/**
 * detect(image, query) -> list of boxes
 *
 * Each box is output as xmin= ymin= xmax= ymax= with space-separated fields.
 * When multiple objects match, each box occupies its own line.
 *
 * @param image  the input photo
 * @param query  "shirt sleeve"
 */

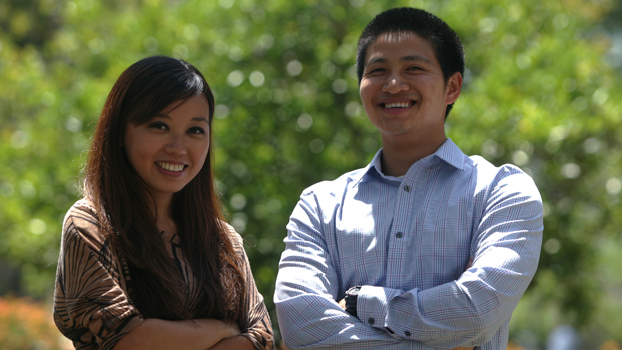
xmin=274 ymin=192 xmax=406 ymax=349
xmin=356 ymin=168 xmax=544 ymax=348
xmin=53 ymin=203 xmax=144 ymax=350
xmin=227 ymin=226 xmax=275 ymax=350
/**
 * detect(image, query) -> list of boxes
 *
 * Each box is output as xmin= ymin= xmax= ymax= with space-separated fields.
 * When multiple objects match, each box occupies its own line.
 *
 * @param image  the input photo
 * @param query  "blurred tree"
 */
xmin=0 ymin=0 xmax=63 ymax=48
xmin=1 ymin=0 xmax=621 ymax=346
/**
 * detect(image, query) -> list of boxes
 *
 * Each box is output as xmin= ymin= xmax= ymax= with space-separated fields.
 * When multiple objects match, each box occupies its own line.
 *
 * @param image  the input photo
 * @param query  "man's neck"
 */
xmin=380 ymin=133 xmax=447 ymax=177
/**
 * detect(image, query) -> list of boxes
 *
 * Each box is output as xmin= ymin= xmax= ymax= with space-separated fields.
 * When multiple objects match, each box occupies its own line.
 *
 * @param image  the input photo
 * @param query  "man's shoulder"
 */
xmin=469 ymin=155 xmax=530 ymax=178
xmin=300 ymin=167 xmax=367 ymax=198
xmin=468 ymin=155 xmax=540 ymax=196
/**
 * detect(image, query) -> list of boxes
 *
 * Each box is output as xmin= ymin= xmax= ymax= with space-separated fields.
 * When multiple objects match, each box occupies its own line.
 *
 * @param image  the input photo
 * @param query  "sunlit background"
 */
xmin=1 ymin=0 xmax=621 ymax=348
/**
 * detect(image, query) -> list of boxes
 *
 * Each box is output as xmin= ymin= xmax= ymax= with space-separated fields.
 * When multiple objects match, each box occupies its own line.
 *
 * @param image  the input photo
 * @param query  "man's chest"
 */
xmin=326 ymin=180 xmax=478 ymax=291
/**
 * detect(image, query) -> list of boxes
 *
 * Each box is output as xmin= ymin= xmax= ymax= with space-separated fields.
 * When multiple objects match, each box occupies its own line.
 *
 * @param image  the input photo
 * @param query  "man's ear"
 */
xmin=445 ymin=72 xmax=463 ymax=105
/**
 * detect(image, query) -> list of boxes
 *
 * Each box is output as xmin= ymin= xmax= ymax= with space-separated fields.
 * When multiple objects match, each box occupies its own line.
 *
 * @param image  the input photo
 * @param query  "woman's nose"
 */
xmin=165 ymin=135 xmax=187 ymax=155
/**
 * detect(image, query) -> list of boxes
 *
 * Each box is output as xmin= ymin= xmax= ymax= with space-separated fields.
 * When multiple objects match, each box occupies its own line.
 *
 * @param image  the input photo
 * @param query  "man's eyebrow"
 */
xmin=402 ymin=55 xmax=433 ymax=64
xmin=366 ymin=55 xmax=433 ymax=66
xmin=366 ymin=57 xmax=387 ymax=65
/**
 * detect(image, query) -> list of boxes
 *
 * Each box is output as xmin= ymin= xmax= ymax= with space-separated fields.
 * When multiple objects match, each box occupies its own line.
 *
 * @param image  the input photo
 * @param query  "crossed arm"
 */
xmin=113 ymin=318 xmax=252 ymax=350
xmin=275 ymin=172 xmax=543 ymax=349
xmin=337 ymin=298 xmax=474 ymax=350
xmin=54 ymin=207 xmax=271 ymax=350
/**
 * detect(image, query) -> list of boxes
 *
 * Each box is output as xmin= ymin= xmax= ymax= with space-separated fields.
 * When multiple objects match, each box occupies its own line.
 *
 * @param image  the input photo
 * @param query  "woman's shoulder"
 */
xmin=62 ymin=198 xmax=108 ymax=248
xmin=221 ymin=221 xmax=243 ymax=248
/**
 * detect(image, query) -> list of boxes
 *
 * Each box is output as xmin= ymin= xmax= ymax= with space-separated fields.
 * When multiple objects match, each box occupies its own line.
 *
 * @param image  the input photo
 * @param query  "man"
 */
xmin=274 ymin=7 xmax=543 ymax=350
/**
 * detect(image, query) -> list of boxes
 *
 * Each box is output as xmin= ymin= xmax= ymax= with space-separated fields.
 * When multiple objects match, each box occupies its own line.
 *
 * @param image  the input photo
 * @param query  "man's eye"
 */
xmin=188 ymin=127 xmax=206 ymax=134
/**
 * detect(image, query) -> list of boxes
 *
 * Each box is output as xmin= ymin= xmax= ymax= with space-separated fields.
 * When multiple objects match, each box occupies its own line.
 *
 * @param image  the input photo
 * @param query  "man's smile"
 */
xmin=381 ymin=101 xmax=416 ymax=109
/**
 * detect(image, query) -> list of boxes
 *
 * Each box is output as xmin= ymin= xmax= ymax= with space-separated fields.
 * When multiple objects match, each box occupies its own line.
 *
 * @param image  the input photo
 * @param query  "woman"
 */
xmin=53 ymin=56 xmax=274 ymax=350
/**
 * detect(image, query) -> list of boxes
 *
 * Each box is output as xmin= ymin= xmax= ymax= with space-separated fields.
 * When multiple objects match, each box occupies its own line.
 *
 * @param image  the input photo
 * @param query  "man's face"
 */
xmin=359 ymin=31 xmax=461 ymax=142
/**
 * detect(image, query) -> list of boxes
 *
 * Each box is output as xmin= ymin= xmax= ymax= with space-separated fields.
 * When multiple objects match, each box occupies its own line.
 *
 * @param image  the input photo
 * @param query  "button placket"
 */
xmin=387 ymin=178 xmax=415 ymax=285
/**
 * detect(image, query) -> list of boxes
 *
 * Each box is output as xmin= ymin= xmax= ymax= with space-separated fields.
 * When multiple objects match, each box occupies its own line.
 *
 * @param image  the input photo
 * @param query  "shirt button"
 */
xmin=396 ymin=232 xmax=403 ymax=238
xmin=405 ymin=330 xmax=411 ymax=337
xmin=368 ymin=318 xmax=375 ymax=325
xmin=403 ymin=185 xmax=411 ymax=192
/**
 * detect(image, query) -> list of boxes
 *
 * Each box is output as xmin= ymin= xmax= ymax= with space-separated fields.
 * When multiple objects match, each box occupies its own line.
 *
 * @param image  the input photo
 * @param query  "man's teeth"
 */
xmin=157 ymin=162 xmax=184 ymax=172
xmin=384 ymin=102 xmax=411 ymax=108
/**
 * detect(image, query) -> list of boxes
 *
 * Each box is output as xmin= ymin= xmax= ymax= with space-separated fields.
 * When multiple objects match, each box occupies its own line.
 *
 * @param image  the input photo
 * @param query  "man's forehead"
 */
xmin=364 ymin=31 xmax=434 ymax=62
xmin=373 ymin=30 xmax=422 ymax=44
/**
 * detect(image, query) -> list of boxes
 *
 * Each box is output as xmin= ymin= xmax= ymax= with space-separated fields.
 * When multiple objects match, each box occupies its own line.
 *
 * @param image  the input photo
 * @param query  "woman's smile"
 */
xmin=124 ymin=94 xmax=211 ymax=202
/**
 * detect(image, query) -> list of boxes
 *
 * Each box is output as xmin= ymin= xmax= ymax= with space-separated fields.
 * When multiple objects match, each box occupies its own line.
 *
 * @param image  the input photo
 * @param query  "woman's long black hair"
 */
xmin=82 ymin=56 xmax=246 ymax=324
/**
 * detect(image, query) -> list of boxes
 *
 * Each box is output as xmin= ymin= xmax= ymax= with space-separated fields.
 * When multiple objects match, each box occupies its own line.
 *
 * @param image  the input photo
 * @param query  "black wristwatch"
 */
xmin=344 ymin=285 xmax=362 ymax=317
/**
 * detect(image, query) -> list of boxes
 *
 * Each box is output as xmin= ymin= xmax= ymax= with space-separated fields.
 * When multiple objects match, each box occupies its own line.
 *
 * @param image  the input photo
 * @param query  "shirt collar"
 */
xmin=353 ymin=138 xmax=465 ymax=185
xmin=432 ymin=138 xmax=465 ymax=171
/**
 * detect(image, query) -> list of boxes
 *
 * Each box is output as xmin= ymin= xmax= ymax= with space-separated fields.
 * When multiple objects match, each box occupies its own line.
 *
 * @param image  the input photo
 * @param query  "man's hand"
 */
xmin=340 ymin=296 xmax=473 ymax=350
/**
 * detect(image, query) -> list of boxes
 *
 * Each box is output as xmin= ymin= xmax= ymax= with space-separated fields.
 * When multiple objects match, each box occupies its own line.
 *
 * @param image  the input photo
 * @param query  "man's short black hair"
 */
xmin=356 ymin=7 xmax=465 ymax=118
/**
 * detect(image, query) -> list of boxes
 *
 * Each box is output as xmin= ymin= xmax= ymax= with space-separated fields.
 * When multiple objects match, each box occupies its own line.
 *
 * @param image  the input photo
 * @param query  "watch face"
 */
xmin=347 ymin=286 xmax=361 ymax=297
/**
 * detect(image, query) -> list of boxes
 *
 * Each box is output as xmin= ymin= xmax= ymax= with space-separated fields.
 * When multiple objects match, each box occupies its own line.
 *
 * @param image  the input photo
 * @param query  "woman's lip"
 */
xmin=156 ymin=165 xmax=187 ymax=177
xmin=155 ymin=161 xmax=187 ymax=172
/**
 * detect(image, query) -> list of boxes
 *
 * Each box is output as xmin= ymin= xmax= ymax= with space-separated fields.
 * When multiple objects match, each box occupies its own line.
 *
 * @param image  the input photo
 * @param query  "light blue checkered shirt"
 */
xmin=275 ymin=138 xmax=543 ymax=349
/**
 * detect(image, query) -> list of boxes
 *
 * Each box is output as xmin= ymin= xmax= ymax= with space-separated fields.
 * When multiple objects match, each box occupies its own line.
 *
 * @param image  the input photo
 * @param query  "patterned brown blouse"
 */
xmin=53 ymin=199 xmax=274 ymax=350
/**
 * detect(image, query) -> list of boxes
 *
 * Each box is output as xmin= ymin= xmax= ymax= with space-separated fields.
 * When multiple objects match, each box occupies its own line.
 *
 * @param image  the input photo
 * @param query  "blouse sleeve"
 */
xmin=53 ymin=201 xmax=144 ymax=350
xmin=227 ymin=225 xmax=275 ymax=350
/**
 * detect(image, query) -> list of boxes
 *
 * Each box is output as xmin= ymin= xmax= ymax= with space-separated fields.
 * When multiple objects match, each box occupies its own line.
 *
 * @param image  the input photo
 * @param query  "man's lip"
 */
xmin=379 ymin=97 xmax=414 ymax=104
xmin=379 ymin=100 xmax=416 ymax=108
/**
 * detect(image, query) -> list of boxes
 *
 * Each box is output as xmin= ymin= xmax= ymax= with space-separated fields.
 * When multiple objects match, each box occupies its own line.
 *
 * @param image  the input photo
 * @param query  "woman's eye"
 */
xmin=188 ymin=127 xmax=206 ymax=134
xmin=148 ymin=122 xmax=168 ymax=130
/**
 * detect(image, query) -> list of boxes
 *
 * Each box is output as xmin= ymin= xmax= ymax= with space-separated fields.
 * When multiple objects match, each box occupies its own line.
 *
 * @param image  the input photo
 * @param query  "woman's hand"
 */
xmin=113 ymin=318 xmax=242 ymax=350
xmin=220 ymin=320 xmax=242 ymax=339
xmin=208 ymin=322 xmax=258 ymax=350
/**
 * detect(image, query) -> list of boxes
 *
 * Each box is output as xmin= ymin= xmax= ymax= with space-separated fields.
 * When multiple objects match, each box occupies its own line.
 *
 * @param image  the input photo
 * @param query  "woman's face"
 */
xmin=123 ymin=94 xmax=211 ymax=204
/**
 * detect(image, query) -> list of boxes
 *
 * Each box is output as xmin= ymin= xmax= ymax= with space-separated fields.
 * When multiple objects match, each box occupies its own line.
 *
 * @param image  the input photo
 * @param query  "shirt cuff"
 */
xmin=357 ymin=285 xmax=403 ymax=338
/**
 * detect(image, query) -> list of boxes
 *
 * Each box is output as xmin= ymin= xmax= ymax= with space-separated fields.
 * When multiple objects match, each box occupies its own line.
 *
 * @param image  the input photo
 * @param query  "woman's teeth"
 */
xmin=156 ymin=162 xmax=184 ymax=172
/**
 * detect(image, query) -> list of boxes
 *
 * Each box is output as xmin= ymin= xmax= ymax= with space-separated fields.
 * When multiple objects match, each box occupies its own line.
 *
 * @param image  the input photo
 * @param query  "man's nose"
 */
xmin=382 ymin=73 xmax=409 ymax=94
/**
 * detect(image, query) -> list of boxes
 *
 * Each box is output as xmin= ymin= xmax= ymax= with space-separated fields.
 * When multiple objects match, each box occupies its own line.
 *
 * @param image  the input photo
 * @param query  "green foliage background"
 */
xmin=1 ymin=0 xmax=621 ymax=346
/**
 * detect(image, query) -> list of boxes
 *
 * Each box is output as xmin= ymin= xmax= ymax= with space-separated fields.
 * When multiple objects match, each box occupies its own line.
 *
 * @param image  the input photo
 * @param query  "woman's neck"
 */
xmin=153 ymin=193 xmax=176 ymax=233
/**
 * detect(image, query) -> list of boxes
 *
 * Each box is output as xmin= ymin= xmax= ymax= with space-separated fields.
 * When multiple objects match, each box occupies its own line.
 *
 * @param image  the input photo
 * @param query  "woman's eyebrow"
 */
xmin=192 ymin=117 xmax=209 ymax=123
xmin=153 ymin=114 xmax=209 ymax=123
